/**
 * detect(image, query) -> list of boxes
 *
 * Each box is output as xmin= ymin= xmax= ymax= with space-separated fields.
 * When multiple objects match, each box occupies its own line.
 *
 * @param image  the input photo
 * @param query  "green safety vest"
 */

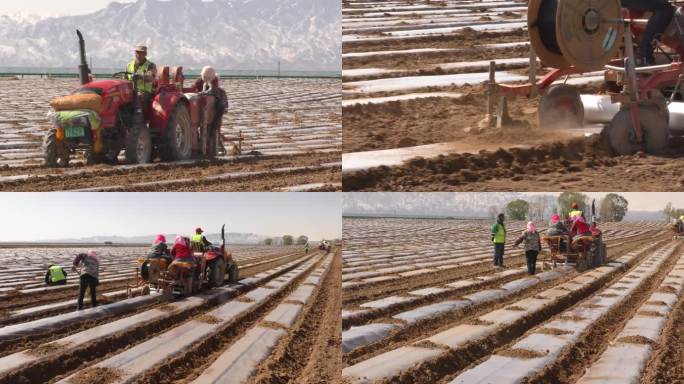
xmin=49 ymin=265 xmax=66 ymax=283
xmin=492 ymin=223 xmax=506 ymax=244
xmin=127 ymin=60 xmax=154 ymax=94
xmin=569 ymin=210 xmax=583 ymax=218
xmin=192 ymin=234 xmax=204 ymax=243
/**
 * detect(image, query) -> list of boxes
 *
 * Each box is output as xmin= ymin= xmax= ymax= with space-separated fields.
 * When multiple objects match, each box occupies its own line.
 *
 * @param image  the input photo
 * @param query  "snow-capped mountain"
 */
xmin=0 ymin=0 xmax=341 ymax=71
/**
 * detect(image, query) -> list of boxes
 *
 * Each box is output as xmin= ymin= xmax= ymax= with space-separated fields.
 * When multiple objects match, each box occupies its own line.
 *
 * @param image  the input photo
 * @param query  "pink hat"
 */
xmin=527 ymin=221 xmax=536 ymax=232
xmin=87 ymin=250 xmax=99 ymax=261
xmin=550 ymin=214 xmax=560 ymax=224
xmin=154 ymin=234 xmax=166 ymax=244
xmin=174 ymin=235 xmax=186 ymax=246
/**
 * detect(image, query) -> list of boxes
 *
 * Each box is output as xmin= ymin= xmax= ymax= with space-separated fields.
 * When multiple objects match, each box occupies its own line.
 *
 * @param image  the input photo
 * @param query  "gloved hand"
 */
xmin=71 ymin=265 xmax=77 ymax=273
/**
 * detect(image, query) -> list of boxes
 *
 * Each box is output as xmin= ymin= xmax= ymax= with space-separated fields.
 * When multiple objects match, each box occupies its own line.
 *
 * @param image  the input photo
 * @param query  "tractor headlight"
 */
xmin=47 ymin=111 xmax=62 ymax=127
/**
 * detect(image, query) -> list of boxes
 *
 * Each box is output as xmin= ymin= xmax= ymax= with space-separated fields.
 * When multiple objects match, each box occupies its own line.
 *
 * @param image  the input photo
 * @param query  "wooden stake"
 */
xmin=496 ymin=96 xmax=508 ymax=129
xmin=529 ymin=43 xmax=537 ymax=98
xmin=488 ymin=61 xmax=496 ymax=126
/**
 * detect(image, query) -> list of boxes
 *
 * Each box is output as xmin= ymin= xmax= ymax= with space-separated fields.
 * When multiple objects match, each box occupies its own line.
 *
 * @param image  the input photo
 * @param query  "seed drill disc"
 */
xmin=556 ymin=0 xmax=624 ymax=71
xmin=528 ymin=0 xmax=570 ymax=69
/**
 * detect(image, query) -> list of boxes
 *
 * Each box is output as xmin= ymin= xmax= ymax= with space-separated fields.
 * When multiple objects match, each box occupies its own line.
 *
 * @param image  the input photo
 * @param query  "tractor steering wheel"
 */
xmin=112 ymin=71 xmax=133 ymax=80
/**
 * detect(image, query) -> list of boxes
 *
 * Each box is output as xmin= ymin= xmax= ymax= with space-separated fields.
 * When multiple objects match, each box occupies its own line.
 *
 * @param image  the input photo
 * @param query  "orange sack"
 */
xmin=49 ymin=93 xmax=104 ymax=114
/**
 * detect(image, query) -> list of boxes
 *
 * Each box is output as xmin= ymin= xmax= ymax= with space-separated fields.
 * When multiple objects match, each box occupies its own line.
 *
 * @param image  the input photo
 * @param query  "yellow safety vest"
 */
xmin=49 ymin=265 xmax=66 ymax=283
xmin=127 ymin=60 xmax=154 ymax=94
xmin=492 ymin=223 xmax=506 ymax=244
xmin=569 ymin=210 xmax=583 ymax=218
xmin=192 ymin=234 xmax=204 ymax=243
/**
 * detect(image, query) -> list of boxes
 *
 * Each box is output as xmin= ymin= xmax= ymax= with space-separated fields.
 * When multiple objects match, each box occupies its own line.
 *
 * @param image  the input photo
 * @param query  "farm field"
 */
xmin=0 ymin=77 xmax=341 ymax=191
xmin=341 ymin=217 xmax=684 ymax=383
xmin=341 ymin=0 xmax=684 ymax=191
xmin=0 ymin=245 xmax=341 ymax=384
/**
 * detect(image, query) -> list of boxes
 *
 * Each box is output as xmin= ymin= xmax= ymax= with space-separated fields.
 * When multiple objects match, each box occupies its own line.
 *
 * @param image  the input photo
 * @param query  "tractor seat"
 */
xmin=157 ymin=66 xmax=170 ymax=86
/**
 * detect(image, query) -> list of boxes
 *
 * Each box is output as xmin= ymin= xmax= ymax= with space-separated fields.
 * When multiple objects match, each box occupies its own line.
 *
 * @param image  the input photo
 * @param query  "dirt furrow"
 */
xmin=0 ymin=253 xmax=315 ymax=374
xmin=248 ymin=250 xmax=342 ymax=383
xmin=134 ymin=254 xmax=328 ymax=384
xmin=349 ymin=239 xmax=670 ymax=384
xmin=640 ymin=261 xmax=684 ymax=384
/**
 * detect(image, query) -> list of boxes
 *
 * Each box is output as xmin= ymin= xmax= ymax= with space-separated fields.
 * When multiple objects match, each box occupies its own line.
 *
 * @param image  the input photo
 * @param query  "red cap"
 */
xmin=195 ymin=227 xmax=203 ymax=233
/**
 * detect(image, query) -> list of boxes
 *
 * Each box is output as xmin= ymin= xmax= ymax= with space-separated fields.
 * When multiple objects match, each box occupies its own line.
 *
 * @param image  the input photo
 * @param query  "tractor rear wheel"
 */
xmin=607 ymin=104 xmax=668 ymax=155
xmin=226 ymin=260 xmax=239 ymax=283
xmin=182 ymin=273 xmax=194 ymax=296
xmin=125 ymin=125 xmax=152 ymax=164
xmin=538 ymin=84 xmax=584 ymax=129
xmin=207 ymin=258 xmax=226 ymax=287
xmin=44 ymin=129 xmax=70 ymax=167
xmin=161 ymin=103 xmax=192 ymax=161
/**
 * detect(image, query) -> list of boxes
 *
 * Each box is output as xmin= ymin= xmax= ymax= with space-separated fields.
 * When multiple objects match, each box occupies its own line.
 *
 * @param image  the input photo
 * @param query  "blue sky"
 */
xmin=0 ymin=193 xmax=341 ymax=241
xmin=0 ymin=1 xmax=135 ymax=17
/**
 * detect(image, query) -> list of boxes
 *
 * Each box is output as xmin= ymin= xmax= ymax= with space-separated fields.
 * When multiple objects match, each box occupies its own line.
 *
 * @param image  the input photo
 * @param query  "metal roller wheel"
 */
xmin=607 ymin=104 xmax=668 ymax=155
xmin=538 ymin=84 xmax=584 ymax=129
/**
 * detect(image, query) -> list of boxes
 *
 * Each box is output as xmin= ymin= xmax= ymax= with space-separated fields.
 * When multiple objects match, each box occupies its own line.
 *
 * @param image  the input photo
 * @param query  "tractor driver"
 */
xmin=191 ymin=227 xmax=212 ymax=252
xmin=620 ymin=0 xmax=675 ymax=66
xmin=127 ymin=45 xmax=158 ymax=96
xmin=568 ymin=202 xmax=583 ymax=220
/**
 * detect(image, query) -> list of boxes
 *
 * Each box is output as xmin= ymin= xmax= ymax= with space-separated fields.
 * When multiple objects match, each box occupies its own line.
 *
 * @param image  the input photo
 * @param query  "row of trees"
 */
xmin=263 ymin=235 xmax=309 ymax=246
xmin=663 ymin=203 xmax=684 ymax=220
xmin=502 ymin=192 xmax=629 ymax=222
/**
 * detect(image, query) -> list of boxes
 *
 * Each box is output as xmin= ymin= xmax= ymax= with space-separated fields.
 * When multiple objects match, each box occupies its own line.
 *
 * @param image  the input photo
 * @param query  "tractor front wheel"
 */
xmin=161 ymin=103 xmax=192 ymax=161
xmin=125 ymin=125 xmax=152 ymax=164
xmin=607 ymin=104 xmax=668 ymax=155
xmin=538 ymin=84 xmax=584 ymax=129
xmin=44 ymin=129 xmax=70 ymax=167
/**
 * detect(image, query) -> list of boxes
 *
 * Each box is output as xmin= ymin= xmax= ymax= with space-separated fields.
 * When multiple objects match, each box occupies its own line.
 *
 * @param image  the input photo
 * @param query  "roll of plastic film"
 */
xmin=528 ymin=0 xmax=624 ymax=71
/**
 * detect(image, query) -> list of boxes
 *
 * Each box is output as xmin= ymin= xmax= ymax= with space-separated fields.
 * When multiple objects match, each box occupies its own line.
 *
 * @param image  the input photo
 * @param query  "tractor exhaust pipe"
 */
xmin=76 ymin=29 xmax=89 ymax=85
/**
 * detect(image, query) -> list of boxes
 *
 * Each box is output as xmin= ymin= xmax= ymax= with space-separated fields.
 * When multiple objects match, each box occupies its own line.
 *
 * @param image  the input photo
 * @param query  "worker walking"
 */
xmin=72 ymin=250 xmax=100 ymax=310
xmin=194 ymin=66 xmax=228 ymax=158
xmin=45 ymin=264 xmax=67 ymax=286
xmin=568 ymin=202 xmax=583 ymax=219
xmin=514 ymin=222 xmax=542 ymax=275
xmin=491 ymin=213 xmax=506 ymax=268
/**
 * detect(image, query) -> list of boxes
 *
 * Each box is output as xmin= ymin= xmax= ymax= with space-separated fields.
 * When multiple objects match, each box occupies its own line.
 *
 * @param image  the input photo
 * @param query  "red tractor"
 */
xmin=131 ymin=225 xmax=238 ymax=298
xmin=44 ymin=30 xmax=224 ymax=167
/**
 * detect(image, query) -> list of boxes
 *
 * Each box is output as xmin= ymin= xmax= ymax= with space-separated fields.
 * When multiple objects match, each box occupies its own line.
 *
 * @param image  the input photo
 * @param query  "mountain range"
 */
xmin=34 ymin=231 xmax=272 ymax=245
xmin=0 ymin=0 xmax=341 ymax=71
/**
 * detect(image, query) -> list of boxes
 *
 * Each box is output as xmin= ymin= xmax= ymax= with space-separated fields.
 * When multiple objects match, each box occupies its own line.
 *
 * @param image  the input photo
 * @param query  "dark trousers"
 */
xmin=621 ymin=0 xmax=674 ymax=62
xmin=78 ymin=274 xmax=98 ymax=310
xmin=47 ymin=280 xmax=67 ymax=286
xmin=493 ymin=243 xmax=505 ymax=266
xmin=526 ymin=250 xmax=539 ymax=275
